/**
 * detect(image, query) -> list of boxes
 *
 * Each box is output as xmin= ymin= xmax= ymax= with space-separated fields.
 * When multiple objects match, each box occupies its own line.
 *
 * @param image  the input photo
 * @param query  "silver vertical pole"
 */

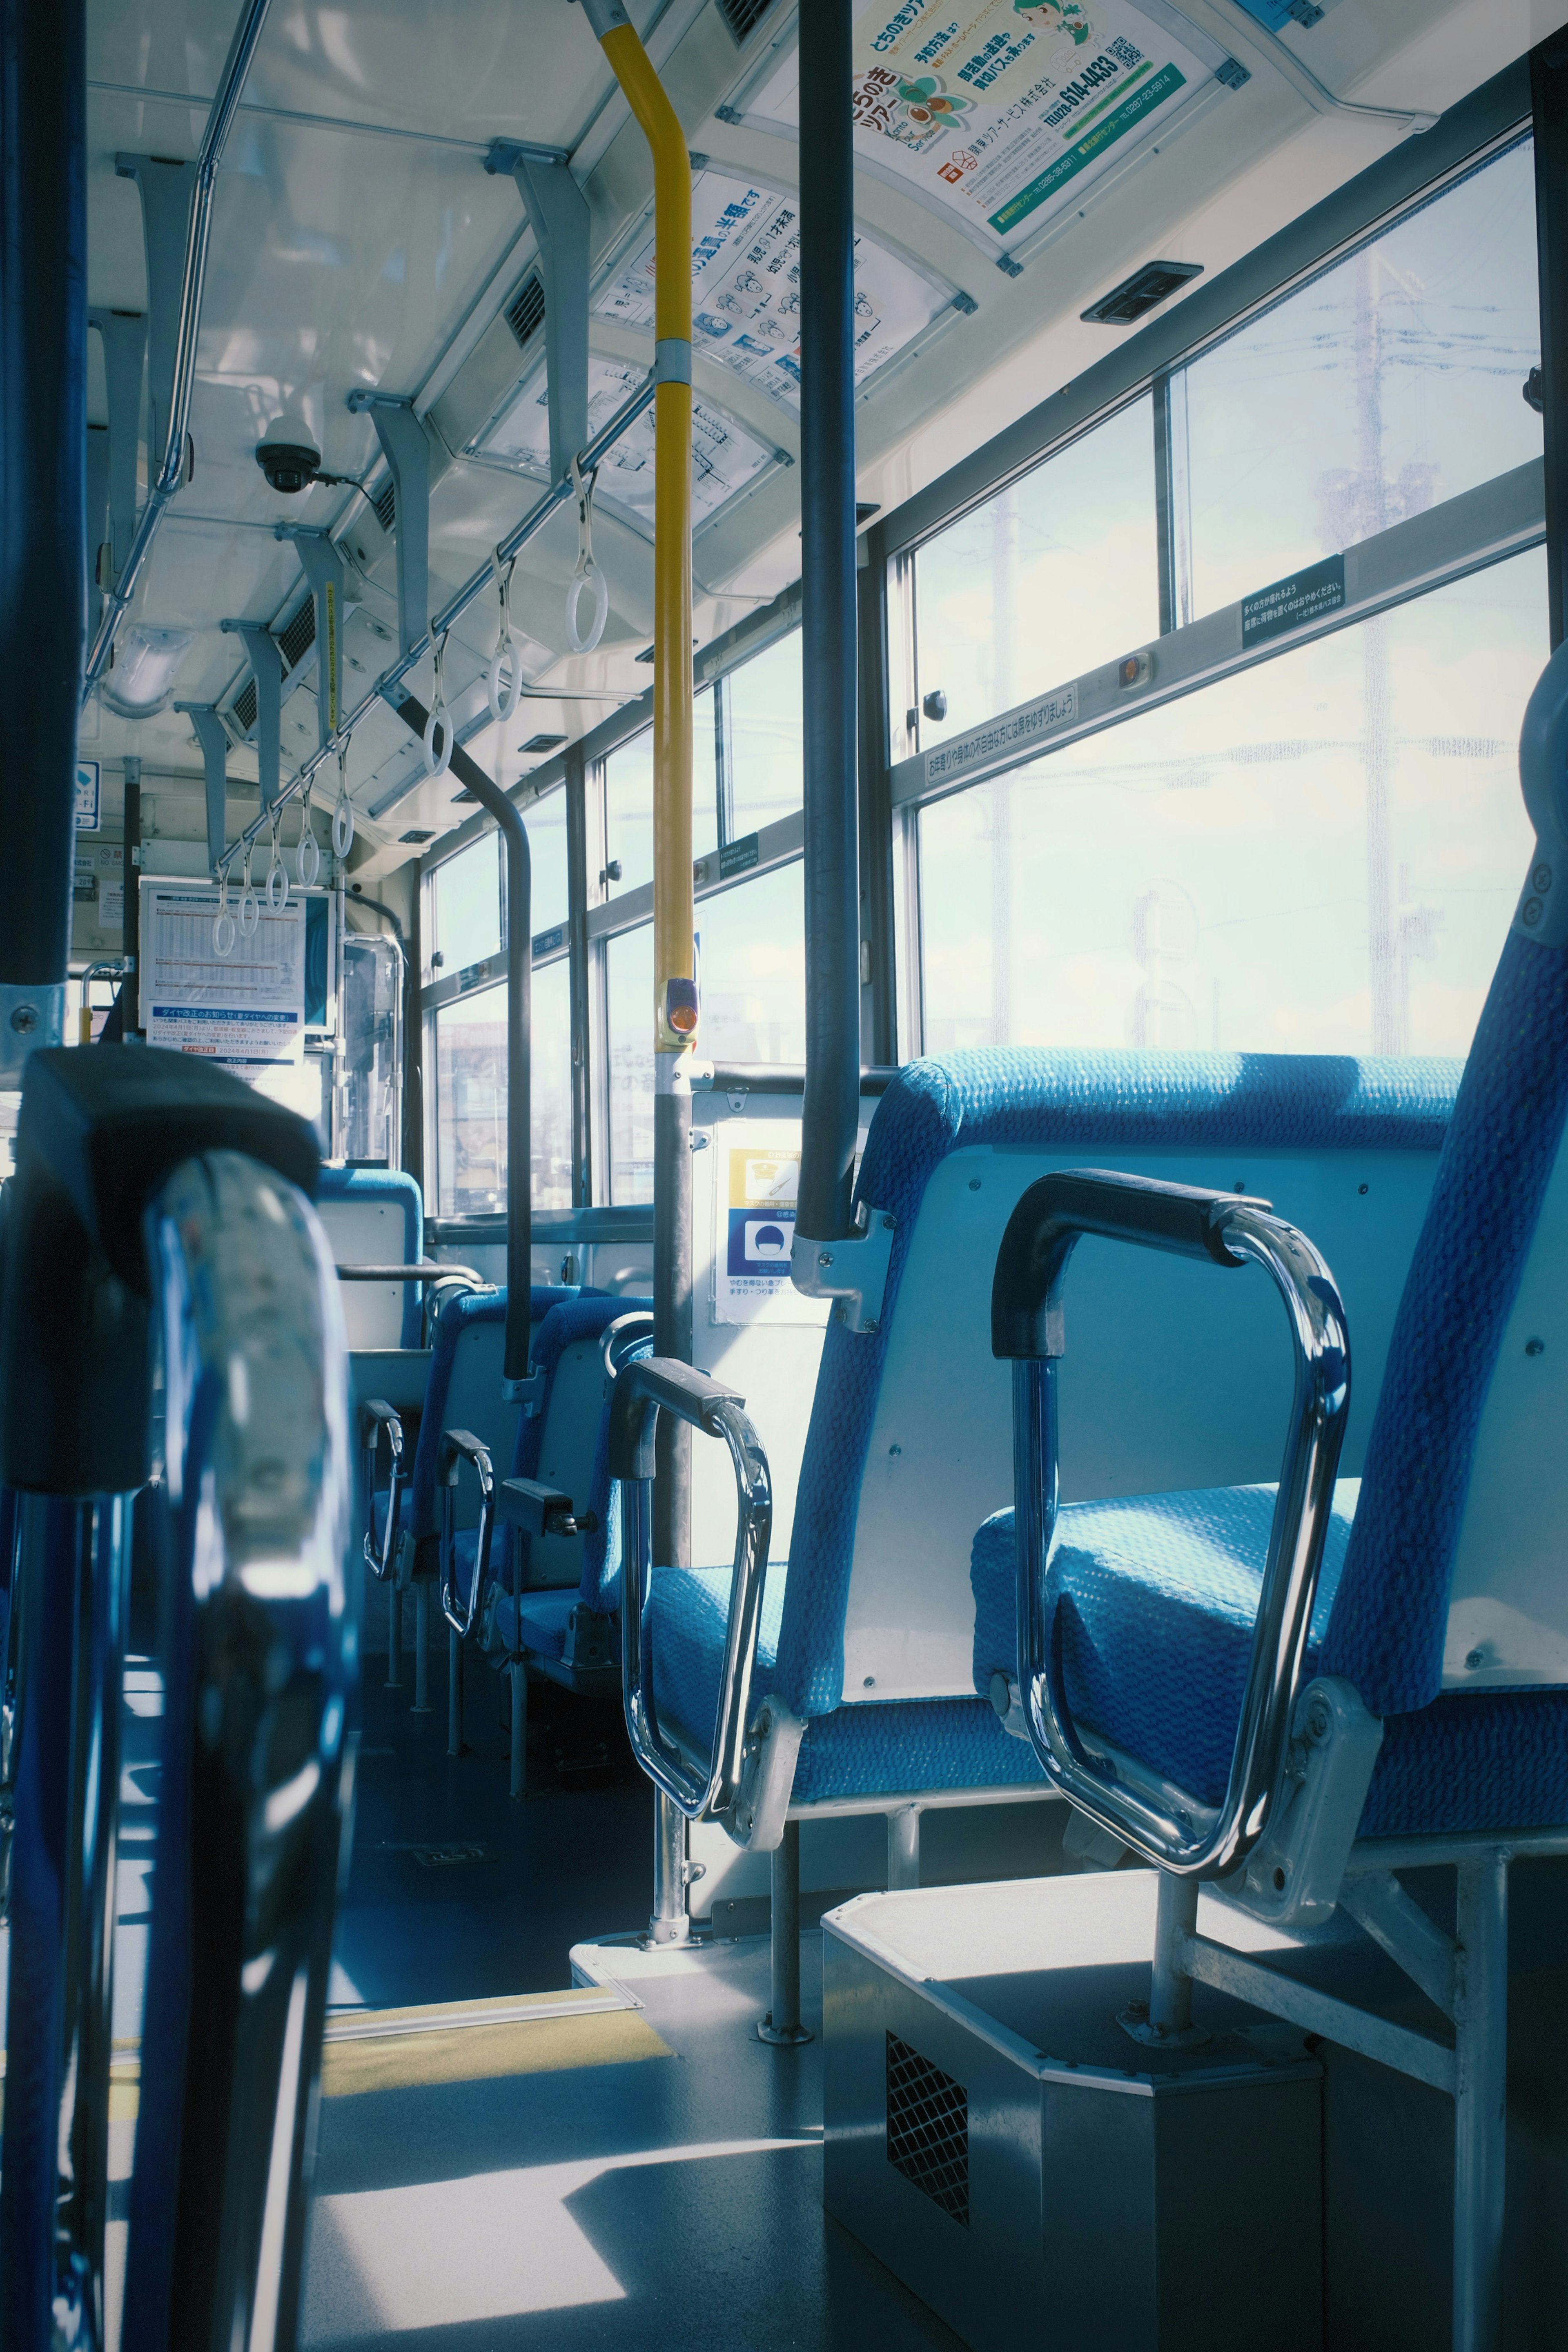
xmin=757 ymin=1820 xmax=812 ymax=2046
xmin=1452 ymin=1850 xmax=1509 ymax=2352
xmin=647 ymin=1790 xmax=691 ymax=1947
xmin=886 ymin=1804 xmax=921 ymax=1891
xmin=412 ymin=1581 xmax=430 ymax=1713
xmin=1149 ymin=1871 xmax=1200 ymax=2038
xmin=446 ymin=1619 xmax=461 ymax=1755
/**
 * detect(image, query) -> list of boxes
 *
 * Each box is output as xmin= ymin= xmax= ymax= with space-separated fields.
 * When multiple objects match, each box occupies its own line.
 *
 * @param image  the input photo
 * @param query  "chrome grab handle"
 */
xmin=994 ymin=1168 xmax=1351 ymax=1879
xmin=127 ymin=1148 xmax=352 ymax=2346
xmin=360 ymin=1397 xmax=405 ymax=1580
xmin=438 ymin=1428 xmax=494 ymax=1636
xmin=612 ymin=1357 xmax=773 ymax=1822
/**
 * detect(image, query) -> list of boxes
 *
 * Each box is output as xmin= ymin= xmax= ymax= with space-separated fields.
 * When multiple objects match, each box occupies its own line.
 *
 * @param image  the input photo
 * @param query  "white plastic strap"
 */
xmin=265 ymin=809 xmax=290 ymax=911
xmin=567 ymin=457 xmax=609 ymax=656
xmin=487 ymin=549 xmax=524 ymax=725
xmin=296 ymin=777 xmax=321 ymax=885
xmin=424 ymin=630 xmax=454 ymax=779
xmin=238 ymin=840 xmax=260 ymax=938
xmin=213 ymin=866 xmax=236 ymax=959
xmin=333 ymin=742 xmax=355 ymax=858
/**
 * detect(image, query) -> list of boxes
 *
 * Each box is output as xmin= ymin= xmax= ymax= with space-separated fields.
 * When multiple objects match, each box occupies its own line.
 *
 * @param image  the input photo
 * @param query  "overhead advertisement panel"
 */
xmin=750 ymin=0 xmax=1218 ymax=259
xmin=482 ymin=351 xmax=776 ymax=529
xmin=592 ymin=168 xmax=952 ymax=413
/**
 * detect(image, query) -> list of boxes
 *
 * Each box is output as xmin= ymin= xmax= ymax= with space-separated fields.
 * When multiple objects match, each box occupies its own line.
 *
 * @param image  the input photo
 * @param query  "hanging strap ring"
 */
xmin=566 ymin=458 xmax=609 ymax=656
xmin=266 ymin=811 xmax=290 ymax=912
xmin=487 ymin=549 xmax=524 ymax=725
xmin=214 ymin=868 xmax=236 ymax=958
xmin=333 ymin=743 xmax=355 ymax=858
xmin=424 ymin=629 xmax=454 ymax=780
xmin=296 ymin=781 xmax=321 ymax=886
xmin=238 ymin=840 xmax=260 ymax=937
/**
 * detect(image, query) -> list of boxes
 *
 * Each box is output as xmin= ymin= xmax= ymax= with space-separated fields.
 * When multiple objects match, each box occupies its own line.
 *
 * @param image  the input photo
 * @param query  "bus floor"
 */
xmin=301 ymin=1927 xmax=967 ymax=2349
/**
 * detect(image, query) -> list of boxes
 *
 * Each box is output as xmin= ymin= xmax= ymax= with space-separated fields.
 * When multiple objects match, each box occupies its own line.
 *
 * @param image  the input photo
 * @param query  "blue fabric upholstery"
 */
xmin=652 ymin=1561 xmax=1044 ymax=1802
xmin=777 ymin=1049 xmax=1459 ymax=1720
xmin=970 ymin=1484 xmax=1568 ymax=1838
xmin=1321 ymin=934 xmax=1568 ymax=1713
xmin=970 ymin=1486 xmax=1356 ymax=1805
xmin=319 ymin=1166 xmax=424 ymax=1345
xmin=403 ymin=1284 xmax=573 ymax=1537
xmin=505 ymin=1296 xmax=651 ymax=1605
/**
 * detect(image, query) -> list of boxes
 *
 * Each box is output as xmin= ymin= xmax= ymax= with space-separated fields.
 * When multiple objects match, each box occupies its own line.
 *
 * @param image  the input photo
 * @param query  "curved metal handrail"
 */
xmin=123 ymin=1147 xmax=353 ymax=2348
xmin=615 ymin=1359 xmax=773 ymax=1822
xmin=438 ymin=1429 xmax=494 ymax=1638
xmin=998 ymin=1174 xmax=1351 ymax=1880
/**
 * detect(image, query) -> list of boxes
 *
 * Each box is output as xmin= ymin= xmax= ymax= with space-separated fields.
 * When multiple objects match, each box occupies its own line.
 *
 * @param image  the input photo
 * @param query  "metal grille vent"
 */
xmin=716 ymin=0 xmax=777 ymax=42
xmin=372 ymin=476 xmax=396 ymax=532
xmin=506 ymin=271 xmax=546 ymax=352
xmin=233 ymin=679 xmax=258 ymax=735
xmin=277 ymin=597 xmax=316 ymax=671
xmin=886 ymin=2034 xmax=969 ymax=2225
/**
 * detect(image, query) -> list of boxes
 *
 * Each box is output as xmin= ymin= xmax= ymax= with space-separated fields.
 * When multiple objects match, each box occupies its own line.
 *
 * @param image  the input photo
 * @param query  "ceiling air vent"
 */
xmin=399 ymin=829 xmax=436 ymax=844
xmin=506 ymin=271 xmax=546 ymax=352
xmin=233 ymin=679 xmax=258 ymax=735
xmin=372 ymin=476 xmax=396 ymax=533
xmin=716 ymin=0 xmax=777 ymax=42
xmin=277 ymin=597 xmax=316 ymax=672
xmin=1081 ymin=261 xmax=1202 ymax=326
xmin=521 ymin=733 xmax=566 ymax=754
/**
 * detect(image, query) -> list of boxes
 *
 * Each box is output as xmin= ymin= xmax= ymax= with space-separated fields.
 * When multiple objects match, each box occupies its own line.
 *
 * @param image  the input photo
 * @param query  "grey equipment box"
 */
xmin=823 ymin=1873 xmax=1323 ymax=2352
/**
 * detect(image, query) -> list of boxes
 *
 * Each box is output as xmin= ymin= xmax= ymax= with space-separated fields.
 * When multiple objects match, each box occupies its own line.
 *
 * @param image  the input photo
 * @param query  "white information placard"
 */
xmin=752 ymin=0 xmax=1212 ymax=258
xmin=142 ymin=883 xmax=307 ymax=1091
xmin=484 ymin=352 xmax=776 ymax=528
xmin=593 ymin=168 xmax=950 ymax=413
xmin=711 ymin=1122 xmax=831 ymax=1327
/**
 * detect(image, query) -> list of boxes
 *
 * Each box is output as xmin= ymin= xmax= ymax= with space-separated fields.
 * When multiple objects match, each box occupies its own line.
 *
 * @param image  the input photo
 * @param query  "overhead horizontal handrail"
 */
xmin=212 ymin=372 xmax=657 ymax=878
xmin=81 ymin=0 xmax=274 ymax=695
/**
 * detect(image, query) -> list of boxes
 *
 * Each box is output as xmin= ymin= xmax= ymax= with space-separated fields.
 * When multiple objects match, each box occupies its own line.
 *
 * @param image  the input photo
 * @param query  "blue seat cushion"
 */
xmin=488 ymin=1588 xmax=618 ymax=1664
xmin=651 ymin=1562 xmax=1044 ymax=1804
xmin=970 ymin=1484 xmax=1568 ymax=1838
xmin=970 ymin=1485 xmax=1356 ymax=1809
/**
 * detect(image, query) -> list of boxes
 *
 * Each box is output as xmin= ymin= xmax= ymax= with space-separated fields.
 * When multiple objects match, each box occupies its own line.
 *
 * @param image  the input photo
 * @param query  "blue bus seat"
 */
xmin=960 ymin=640 xmax=1568 ymax=2342
xmin=447 ymin=1294 xmax=652 ymax=1639
xmin=644 ymin=1048 xmax=1459 ymax=1867
xmin=366 ymin=1284 xmax=575 ymax=1583
xmin=318 ymin=1165 xmax=423 ymax=1348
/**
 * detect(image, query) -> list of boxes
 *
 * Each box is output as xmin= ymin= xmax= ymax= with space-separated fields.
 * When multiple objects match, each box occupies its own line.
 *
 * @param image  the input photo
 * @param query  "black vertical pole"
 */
xmin=566 ymin=746 xmax=593 ymax=1209
xmin=122 ymin=756 xmax=141 ymax=1033
xmin=396 ymin=699 xmax=532 ymax=1383
xmin=0 ymin=0 xmax=85 ymax=1072
xmin=795 ymin=0 xmax=860 ymax=1247
xmin=1533 ymin=33 xmax=1568 ymax=653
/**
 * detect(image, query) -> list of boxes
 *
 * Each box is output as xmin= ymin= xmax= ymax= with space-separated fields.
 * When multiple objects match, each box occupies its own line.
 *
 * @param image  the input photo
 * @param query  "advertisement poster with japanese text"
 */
xmin=753 ymin=0 xmax=1214 ymax=258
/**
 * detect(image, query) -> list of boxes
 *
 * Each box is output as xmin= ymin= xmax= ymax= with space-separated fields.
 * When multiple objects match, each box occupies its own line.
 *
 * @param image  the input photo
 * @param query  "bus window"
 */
xmin=918 ymin=549 xmax=1544 ymax=1060
xmin=724 ymin=631 xmax=804 ymax=838
xmin=432 ymin=962 xmax=573 ymax=1215
xmin=430 ymin=834 xmax=501 ymax=975
xmin=603 ymin=686 xmax=720 ymax=902
xmin=606 ymin=923 xmax=654 ymax=1204
xmin=697 ymin=862 xmax=806 ymax=1066
xmin=911 ymin=394 xmax=1158 ymax=757
xmin=1180 ymin=138 xmax=1542 ymax=624
xmin=526 ymin=784 xmax=570 ymax=935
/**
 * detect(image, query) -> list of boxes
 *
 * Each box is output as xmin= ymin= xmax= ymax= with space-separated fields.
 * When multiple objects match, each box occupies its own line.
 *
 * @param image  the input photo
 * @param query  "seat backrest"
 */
xmin=409 ymin=1283 xmax=575 ymax=1536
xmin=1321 ymin=791 xmax=1568 ymax=1711
xmin=317 ymin=1167 xmax=423 ymax=1348
xmin=773 ymin=1051 xmax=1460 ymax=1720
xmin=508 ymin=1296 xmax=652 ymax=1593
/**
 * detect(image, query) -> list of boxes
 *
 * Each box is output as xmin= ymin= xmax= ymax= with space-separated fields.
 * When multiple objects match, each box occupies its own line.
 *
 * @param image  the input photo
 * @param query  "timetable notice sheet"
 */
xmin=142 ymin=884 xmax=307 ymax=1083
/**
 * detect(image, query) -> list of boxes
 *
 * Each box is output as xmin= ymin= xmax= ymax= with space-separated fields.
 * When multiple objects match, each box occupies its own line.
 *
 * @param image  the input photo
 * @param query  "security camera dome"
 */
xmin=255 ymin=412 xmax=322 ymax=494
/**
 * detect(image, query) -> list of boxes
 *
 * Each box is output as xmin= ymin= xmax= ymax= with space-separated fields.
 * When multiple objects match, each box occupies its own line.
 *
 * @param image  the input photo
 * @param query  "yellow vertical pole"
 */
xmin=581 ymin=0 xmax=696 ymax=1572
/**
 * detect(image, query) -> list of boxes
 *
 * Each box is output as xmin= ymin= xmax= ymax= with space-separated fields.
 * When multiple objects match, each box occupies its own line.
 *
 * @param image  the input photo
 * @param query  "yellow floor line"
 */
xmin=11 ymin=1991 xmax=671 ymax=2118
